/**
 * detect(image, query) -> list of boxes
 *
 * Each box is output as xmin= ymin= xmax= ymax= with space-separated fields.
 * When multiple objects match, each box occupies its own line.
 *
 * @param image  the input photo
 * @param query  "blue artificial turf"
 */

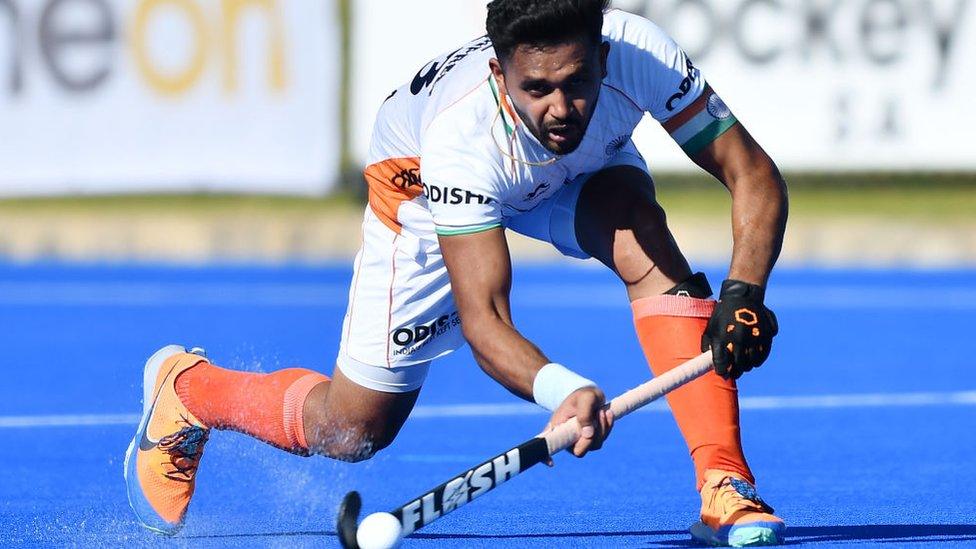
xmin=0 ymin=262 xmax=973 ymax=547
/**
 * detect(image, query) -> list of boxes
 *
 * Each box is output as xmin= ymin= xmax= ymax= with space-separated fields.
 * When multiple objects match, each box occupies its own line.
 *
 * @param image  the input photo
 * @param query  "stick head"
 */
xmin=336 ymin=491 xmax=362 ymax=549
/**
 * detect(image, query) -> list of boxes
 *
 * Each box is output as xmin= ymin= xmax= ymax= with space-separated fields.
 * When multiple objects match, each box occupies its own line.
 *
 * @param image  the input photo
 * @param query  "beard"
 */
xmin=510 ymin=101 xmax=591 ymax=156
xmin=541 ymin=120 xmax=584 ymax=154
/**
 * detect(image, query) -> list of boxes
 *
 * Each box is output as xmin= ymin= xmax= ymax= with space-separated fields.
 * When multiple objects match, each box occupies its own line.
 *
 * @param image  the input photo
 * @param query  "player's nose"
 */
xmin=547 ymin=89 xmax=572 ymax=120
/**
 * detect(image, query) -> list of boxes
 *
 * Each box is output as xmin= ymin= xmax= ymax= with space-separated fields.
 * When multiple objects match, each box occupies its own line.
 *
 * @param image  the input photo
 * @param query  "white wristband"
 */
xmin=532 ymin=363 xmax=596 ymax=412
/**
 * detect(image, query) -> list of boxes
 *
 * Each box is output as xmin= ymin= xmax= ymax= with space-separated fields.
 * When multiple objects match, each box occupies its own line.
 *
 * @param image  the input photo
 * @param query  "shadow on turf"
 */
xmin=651 ymin=525 xmax=976 ymax=546
xmin=410 ymin=529 xmax=687 ymax=540
xmin=181 ymin=524 xmax=976 ymax=544
xmin=183 ymin=529 xmax=687 ymax=540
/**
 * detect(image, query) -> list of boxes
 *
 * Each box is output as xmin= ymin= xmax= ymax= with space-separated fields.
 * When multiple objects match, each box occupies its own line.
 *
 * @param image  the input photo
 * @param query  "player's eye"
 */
xmin=568 ymin=76 xmax=588 ymax=88
xmin=523 ymin=83 xmax=551 ymax=97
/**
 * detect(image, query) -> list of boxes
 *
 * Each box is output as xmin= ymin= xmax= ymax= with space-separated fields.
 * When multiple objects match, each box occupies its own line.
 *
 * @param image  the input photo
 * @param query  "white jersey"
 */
xmin=340 ymin=9 xmax=740 ymax=374
xmin=364 ymin=9 xmax=732 ymax=242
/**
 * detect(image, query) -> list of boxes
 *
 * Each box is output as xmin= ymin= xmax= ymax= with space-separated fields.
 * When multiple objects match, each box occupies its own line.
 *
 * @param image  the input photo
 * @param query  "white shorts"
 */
xmin=337 ymin=145 xmax=648 ymax=393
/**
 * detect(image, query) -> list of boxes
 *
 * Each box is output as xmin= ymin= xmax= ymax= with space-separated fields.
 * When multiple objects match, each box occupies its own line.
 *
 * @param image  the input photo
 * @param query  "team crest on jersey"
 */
xmin=605 ymin=134 xmax=631 ymax=157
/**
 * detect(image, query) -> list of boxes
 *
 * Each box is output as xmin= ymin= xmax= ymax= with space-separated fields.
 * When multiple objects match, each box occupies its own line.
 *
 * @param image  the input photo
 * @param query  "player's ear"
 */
xmin=600 ymin=42 xmax=610 ymax=79
xmin=489 ymin=58 xmax=508 ymax=96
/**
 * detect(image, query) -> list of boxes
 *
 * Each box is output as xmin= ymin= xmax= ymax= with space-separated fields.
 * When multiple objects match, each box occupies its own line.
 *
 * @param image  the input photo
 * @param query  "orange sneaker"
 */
xmin=124 ymin=345 xmax=210 ymax=535
xmin=690 ymin=469 xmax=786 ymax=547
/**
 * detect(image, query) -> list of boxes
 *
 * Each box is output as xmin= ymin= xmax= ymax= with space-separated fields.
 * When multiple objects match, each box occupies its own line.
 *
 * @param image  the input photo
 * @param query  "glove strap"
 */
xmin=720 ymin=279 xmax=766 ymax=302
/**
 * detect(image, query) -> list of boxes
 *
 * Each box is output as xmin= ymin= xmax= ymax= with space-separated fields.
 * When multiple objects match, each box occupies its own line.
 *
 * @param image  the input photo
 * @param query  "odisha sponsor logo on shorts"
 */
xmin=424 ymin=185 xmax=495 ymax=205
xmin=666 ymin=58 xmax=698 ymax=111
xmin=391 ymin=312 xmax=461 ymax=356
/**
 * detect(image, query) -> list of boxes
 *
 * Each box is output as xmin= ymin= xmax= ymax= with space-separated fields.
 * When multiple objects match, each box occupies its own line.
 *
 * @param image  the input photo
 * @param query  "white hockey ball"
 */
xmin=356 ymin=512 xmax=403 ymax=549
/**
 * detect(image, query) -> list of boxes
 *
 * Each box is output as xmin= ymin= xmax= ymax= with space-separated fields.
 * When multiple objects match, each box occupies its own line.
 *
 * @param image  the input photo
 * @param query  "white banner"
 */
xmin=352 ymin=0 xmax=976 ymax=171
xmin=0 ymin=0 xmax=340 ymax=195
xmin=351 ymin=0 xmax=485 ymax=168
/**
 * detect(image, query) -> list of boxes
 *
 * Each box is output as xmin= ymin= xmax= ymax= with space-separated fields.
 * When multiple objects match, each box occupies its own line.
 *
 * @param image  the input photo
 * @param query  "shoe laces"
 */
xmin=709 ymin=476 xmax=775 ymax=515
xmin=158 ymin=416 xmax=209 ymax=482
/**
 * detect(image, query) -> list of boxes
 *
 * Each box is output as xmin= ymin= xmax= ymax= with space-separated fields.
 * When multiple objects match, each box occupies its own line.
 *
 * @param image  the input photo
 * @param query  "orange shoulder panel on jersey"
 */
xmin=363 ymin=157 xmax=424 ymax=234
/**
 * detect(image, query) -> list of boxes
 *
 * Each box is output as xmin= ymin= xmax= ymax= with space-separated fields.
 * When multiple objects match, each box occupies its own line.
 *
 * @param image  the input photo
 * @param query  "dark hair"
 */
xmin=486 ymin=0 xmax=610 ymax=62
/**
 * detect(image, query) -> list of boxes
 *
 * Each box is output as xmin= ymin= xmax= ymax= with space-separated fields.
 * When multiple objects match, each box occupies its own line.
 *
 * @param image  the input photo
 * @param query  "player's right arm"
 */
xmin=438 ymin=227 xmax=613 ymax=457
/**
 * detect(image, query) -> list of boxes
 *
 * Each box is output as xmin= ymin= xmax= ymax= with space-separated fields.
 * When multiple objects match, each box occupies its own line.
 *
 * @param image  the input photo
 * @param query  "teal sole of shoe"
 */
xmin=690 ymin=521 xmax=785 ymax=547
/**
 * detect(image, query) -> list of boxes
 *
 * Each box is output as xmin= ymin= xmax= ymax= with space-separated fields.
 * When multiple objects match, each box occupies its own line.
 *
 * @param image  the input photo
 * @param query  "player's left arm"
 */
xmin=691 ymin=122 xmax=788 ymax=288
xmin=608 ymin=10 xmax=785 ymax=378
xmin=690 ymin=121 xmax=788 ymax=379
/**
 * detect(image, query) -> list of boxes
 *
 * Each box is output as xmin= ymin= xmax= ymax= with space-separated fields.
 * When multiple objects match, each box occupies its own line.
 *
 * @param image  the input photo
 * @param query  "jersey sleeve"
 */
xmin=420 ymin=114 xmax=505 ymax=237
xmin=604 ymin=11 xmax=739 ymax=156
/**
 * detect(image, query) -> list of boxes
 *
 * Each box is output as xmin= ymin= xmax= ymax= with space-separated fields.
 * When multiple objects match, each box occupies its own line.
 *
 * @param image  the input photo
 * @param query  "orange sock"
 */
xmin=175 ymin=362 xmax=329 ymax=456
xmin=632 ymin=294 xmax=753 ymax=489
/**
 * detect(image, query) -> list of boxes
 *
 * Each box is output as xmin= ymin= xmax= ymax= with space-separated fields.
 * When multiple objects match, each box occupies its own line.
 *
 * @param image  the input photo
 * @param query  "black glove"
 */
xmin=702 ymin=279 xmax=778 ymax=380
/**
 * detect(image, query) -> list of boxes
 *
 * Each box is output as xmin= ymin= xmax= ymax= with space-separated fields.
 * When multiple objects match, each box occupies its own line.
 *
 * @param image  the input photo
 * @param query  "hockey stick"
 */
xmin=337 ymin=351 xmax=714 ymax=548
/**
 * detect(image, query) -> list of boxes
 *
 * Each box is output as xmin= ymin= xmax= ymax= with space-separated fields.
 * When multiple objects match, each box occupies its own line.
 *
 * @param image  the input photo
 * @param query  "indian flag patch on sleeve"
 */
xmin=663 ymin=85 xmax=738 ymax=156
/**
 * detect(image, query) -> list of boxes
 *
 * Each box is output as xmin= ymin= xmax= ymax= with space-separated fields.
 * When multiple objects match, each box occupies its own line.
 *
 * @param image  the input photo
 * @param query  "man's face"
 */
xmin=491 ymin=37 xmax=609 ymax=155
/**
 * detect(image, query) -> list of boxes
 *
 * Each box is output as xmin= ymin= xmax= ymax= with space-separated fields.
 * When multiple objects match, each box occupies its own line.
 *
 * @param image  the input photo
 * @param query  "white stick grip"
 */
xmin=542 ymin=351 xmax=714 ymax=455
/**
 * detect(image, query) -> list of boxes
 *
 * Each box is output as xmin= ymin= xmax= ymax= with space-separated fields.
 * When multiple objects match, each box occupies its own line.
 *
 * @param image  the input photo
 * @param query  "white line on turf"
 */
xmin=0 ymin=413 xmax=141 ymax=428
xmin=3 ymin=390 xmax=975 ymax=429
xmin=0 ymin=282 xmax=349 ymax=307
xmin=0 ymin=281 xmax=974 ymax=309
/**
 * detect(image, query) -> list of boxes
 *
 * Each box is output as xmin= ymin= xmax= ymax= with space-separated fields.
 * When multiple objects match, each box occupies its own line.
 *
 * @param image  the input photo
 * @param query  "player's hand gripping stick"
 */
xmin=337 ymin=351 xmax=715 ymax=549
